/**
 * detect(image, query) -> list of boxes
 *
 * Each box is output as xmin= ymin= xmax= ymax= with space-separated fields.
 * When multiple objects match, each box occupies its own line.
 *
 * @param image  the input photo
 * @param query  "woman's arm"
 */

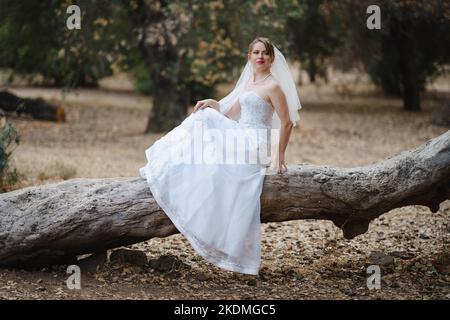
xmin=224 ymin=98 xmax=241 ymax=120
xmin=269 ymin=85 xmax=294 ymax=174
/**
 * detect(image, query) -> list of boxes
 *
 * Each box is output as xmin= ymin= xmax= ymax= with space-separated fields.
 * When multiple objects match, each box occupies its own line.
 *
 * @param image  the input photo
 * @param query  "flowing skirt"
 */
xmin=139 ymin=107 xmax=271 ymax=275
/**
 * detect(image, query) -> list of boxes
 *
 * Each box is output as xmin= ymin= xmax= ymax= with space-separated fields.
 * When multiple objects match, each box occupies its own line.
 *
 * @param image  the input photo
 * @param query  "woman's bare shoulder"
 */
xmin=266 ymin=77 xmax=283 ymax=96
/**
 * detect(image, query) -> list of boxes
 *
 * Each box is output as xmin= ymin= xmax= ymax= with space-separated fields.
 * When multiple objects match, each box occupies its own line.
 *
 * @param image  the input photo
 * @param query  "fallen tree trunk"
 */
xmin=0 ymin=90 xmax=66 ymax=122
xmin=1 ymin=130 xmax=449 ymax=268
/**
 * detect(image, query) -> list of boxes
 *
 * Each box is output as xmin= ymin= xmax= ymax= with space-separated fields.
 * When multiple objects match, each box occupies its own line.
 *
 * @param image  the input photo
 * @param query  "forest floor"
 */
xmin=1 ymin=73 xmax=450 ymax=299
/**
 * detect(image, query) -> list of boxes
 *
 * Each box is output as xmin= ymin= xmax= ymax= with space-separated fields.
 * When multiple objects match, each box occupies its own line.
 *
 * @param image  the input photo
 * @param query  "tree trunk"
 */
xmin=125 ymin=0 xmax=190 ymax=133
xmin=395 ymin=19 xmax=421 ymax=111
xmin=0 ymin=130 xmax=449 ymax=269
xmin=400 ymin=41 xmax=421 ymax=111
xmin=145 ymin=65 xmax=189 ymax=133
xmin=307 ymin=58 xmax=317 ymax=83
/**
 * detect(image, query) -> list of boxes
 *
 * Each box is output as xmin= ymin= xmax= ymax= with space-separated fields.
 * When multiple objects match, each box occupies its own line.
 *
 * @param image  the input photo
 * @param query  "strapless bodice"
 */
xmin=238 ymin=91 xmax=274 ymax=128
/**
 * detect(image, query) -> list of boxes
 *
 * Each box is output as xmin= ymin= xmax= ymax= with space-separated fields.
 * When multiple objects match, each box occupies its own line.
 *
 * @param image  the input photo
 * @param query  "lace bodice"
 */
xmin=238 ymin=91 xmax=274 ymax=128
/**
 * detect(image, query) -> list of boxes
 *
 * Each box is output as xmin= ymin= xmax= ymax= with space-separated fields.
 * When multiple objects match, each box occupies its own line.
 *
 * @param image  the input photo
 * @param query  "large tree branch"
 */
xmin=1 ymin=130 xmax=449 ymax=268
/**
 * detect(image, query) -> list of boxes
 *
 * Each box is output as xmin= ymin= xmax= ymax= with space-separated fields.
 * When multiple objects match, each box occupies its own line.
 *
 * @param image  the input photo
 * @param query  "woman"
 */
xmin=139 ymin=37 xmax=301 ymax=275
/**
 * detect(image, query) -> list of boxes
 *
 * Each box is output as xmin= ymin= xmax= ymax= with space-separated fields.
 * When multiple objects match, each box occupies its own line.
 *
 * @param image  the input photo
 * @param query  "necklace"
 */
xmin=252 ymin=72 xmax=272 ymax=85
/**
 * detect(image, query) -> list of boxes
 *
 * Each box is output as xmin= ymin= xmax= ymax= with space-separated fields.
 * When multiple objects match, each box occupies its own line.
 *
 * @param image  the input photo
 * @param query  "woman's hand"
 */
xmin=277 ymin=154 xmax=288 ymax=174
xmin=192 ymin=99 xmax=218 ymax=113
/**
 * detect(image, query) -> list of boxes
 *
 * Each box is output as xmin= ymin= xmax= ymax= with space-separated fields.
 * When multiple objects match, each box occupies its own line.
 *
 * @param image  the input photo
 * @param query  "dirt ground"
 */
xmin=1 ymin=73 xmax=450 ymax=300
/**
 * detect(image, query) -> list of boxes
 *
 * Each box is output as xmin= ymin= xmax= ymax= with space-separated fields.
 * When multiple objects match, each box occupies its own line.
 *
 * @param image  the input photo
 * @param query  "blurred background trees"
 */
xmin=122 ymin=0 xmax=301 ymax=131
xmin=341 ymin=0 xmax=450 ymax=111
xmin=0 ymin=0 xmax=449 ymax=132
xmin=285 ymin=0 xmax=343 ymax=83
xmin=0 ymin=0 xmax=133 ymax=87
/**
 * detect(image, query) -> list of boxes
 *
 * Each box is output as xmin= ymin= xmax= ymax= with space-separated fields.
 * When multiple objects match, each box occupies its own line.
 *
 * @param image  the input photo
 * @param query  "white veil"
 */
xmin=218 ymin=44 xmax=302 ymax=128
xmin=218 ymin=44 xmax=302 ymax=171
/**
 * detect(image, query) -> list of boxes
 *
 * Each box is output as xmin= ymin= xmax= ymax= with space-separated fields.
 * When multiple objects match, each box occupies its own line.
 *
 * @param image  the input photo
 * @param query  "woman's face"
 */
xmin=248 ymin=41 xmax=273 ymax=72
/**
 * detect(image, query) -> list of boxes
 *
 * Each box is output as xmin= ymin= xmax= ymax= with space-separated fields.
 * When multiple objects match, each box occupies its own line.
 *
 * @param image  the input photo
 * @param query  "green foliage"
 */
xmin=166 ymin=0 xmax=302 ymax=101
xmin=121 ymin=51 xmax=154 ymax=94
xmin=0 ymin=0 xmax=304 ymax=97
xmin=132 ymin=63 xmax=154 ymax=94
xmin=1 ymin=0 xmax=447 ymax=106
xmin=0 ymin=120 xmax=20 ymax=193
xmin=286 ymin=0 xmax=343 ymax=82
xmin=0 ymin=0 xmax=136 ymax=88
xmin=343 ymin=0 xmax=450 ymax=97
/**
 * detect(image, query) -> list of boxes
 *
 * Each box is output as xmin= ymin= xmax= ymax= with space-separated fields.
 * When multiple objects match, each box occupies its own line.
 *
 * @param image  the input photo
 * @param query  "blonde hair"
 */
xmin=248 ymin=37 xmax=275 ymax=63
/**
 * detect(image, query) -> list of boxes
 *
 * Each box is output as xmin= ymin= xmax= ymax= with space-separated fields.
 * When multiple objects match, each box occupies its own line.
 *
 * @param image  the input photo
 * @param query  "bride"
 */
xmin=139 ymin=37 xmax=302 ymax=275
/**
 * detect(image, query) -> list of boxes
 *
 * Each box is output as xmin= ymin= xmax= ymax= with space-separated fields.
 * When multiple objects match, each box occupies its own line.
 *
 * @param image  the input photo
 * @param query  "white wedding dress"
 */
xmin=139 ymin=90 xmax=274 ymax=275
